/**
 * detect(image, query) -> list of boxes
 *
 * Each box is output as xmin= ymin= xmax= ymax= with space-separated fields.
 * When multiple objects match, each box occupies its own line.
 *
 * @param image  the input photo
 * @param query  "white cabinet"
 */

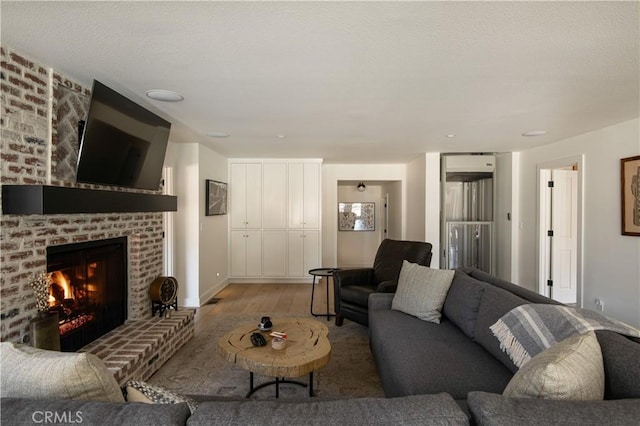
xmin=287 ymin=230 xmax=320 ymax=277
xmin=230 ymin=230 xmax=262 ymax=277
xmin=262 ymin=230 xmax=287 ymax=277
xmin=229 ymin=159 xmax=321 ymax=281
xmin=262 ymin=163 xmax=287 ymax=229
xmin=230 ymin=163 xmax=262 ymax=229
xmin=288 ymin=162 xmax=320 ymax=229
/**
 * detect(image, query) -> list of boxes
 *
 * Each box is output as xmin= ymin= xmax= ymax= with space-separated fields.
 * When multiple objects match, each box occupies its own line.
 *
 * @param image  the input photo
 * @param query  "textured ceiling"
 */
xmin=2 ymin=1 xmax=639 ymax=163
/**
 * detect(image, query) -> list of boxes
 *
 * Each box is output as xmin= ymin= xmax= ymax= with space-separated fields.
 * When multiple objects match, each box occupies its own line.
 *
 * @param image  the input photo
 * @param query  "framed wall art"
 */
xmin=338 ymin=202 xmax=375 ymax=231
xmin=206 ymin=179 xmax=227 ymax=216
xmin=621 ymin=155 xmax=640 ymax=236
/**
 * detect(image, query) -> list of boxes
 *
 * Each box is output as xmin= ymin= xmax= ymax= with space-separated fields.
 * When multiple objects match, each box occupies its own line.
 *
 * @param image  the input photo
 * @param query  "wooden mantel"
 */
xmin=1 ymin=185 xmax=177 ymax=215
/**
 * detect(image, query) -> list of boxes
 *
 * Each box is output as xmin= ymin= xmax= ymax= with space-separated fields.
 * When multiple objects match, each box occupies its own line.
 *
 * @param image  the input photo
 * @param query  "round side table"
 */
xmin=308 ymin=268 xmax=338 ymax=320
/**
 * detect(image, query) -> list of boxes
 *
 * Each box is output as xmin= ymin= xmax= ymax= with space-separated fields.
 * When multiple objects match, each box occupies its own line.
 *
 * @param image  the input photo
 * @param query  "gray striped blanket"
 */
xmin=490 ymin=304 xmax=640 ymax=368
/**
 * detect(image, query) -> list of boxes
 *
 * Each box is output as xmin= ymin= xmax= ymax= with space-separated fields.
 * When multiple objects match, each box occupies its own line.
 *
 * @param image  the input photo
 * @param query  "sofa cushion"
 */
xmin=369 ymin=308 xmax=513 ymax=399
xmin=503 ymin=331 xmax=604 ymax=400
xmin=187 ymin=393 xmax=469 ymax=426
xmin=125 ymin=380 xmax=198 ymax=414
xmin=468 ymin=391 xmax=640 ymax=426
xmin=460 ymin=268 xmax=561 ymax=305
xmin=1 ymin=397 xmax=190 ymax=426
xmin=596 ymin=330 xmax=640 ymax=399
xmin=392 ymin=261 xmax=454 ymax=323
xmin=443 ymin=270 xmax=487 ymax=338
xmin=0 ymin=342 xmax=124 ymax=402
xmin=474 ymin=286 xmax=529 ymax=373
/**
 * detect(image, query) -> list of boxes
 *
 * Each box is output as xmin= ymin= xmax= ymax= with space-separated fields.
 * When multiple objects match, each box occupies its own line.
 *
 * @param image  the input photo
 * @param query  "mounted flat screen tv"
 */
xmin=76 ymin=80 xmax=171 ymax=190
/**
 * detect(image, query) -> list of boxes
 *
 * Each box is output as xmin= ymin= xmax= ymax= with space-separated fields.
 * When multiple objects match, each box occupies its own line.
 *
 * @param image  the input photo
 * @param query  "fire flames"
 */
xmin=48 ymin=271 xmax=73 ymax=306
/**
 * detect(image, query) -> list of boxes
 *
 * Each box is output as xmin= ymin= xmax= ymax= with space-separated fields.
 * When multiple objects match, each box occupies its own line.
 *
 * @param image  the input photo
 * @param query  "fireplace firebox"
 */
xmin=46 ymin=237 xmax=127 ymax=352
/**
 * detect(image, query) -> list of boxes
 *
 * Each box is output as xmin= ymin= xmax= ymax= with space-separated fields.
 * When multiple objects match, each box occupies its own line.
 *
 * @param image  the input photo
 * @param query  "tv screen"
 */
xmin=76 ymin=80 xmax=171 ymax=190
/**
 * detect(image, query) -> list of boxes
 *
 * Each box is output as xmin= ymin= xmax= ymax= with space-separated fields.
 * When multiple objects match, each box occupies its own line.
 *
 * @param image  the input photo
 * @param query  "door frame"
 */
xmin=536 ymin=155 xmax=584 ymax=306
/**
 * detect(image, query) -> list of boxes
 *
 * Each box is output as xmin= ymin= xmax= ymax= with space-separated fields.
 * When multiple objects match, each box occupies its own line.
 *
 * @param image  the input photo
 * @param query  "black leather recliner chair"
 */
xmin=333 ymin=239 xmax=433 ymax=326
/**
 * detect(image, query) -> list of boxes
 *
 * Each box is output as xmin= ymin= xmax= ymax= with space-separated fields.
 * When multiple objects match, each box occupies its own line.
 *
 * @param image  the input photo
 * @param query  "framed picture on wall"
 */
xmin=206 ymin=179 xmax=227 ymax=216
xmin=338 ymin=202 xmax=375 ymax=231
xmin=621 ymin=155 xmax=640 ymax=236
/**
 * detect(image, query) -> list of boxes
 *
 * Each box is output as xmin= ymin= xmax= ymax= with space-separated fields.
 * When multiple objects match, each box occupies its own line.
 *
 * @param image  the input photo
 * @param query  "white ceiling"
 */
xmin=2 ymin=1 xmax=639 ymax=163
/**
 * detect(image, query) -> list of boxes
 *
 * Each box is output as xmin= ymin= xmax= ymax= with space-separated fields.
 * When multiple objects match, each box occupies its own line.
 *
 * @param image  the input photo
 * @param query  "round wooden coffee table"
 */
xmin=217 ymin=317 xmax=331 ymax=398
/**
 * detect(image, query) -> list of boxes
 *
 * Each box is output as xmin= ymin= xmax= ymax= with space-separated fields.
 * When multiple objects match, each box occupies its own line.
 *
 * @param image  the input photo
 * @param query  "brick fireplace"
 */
xmin=47 ymin=237 xmax=128 ymax=351
xmin=1 ymin=46 xmax=192 ymax=384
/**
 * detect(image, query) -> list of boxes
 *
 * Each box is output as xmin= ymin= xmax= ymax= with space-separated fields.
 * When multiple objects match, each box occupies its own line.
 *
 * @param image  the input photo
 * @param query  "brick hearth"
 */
xmin=81 ymin=310 xmax=195 ymax=386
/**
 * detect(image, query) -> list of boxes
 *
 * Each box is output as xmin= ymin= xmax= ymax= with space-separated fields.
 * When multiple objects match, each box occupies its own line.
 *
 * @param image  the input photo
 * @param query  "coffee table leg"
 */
xmin=245 ymin=373 xmax=315 ymax=398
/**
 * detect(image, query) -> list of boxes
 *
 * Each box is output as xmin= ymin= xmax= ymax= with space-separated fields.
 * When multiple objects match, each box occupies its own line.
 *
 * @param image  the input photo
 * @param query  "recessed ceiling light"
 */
xmin=446 ymin=134 xmax=456 ymax=138
xmin=522 ymin=130 xmax=548 ymax=137
xmin=146 ymin=89 xmax=184 ymax=102
xmin=276 ymin=134 xmax=286 ymax=139
xmin=207 ymin=131 xmax=230 ymax=138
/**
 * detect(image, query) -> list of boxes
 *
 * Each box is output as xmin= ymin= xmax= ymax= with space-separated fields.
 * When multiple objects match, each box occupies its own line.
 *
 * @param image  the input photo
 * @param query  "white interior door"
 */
xmin=550 ymin=169 xmax=578 ymax=304
xmin=540 ymin=168 xmax=578 ymax=304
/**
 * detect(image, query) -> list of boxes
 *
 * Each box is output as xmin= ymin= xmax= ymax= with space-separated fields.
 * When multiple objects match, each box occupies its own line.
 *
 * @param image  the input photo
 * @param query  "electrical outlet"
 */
xmin=595 ymin=298 xmax=604 ymax=312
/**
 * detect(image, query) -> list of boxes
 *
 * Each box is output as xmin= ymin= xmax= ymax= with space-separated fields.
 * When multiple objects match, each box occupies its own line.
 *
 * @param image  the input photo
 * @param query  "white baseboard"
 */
xmin=228 ymin=277 xmax=314 ymax=284
xmin=182 ymin=279 xmax=229 ymax=308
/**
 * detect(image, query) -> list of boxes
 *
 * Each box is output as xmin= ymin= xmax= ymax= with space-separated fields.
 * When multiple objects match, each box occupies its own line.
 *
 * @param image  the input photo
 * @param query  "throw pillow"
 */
xmin=503 ymin=331 xmax=604 ymax=400
xmin=0 ymin=342 xmax=124 ymax=402
xmin=126 ymin=380 xmax=198 ymax=414
xmin=391 ymin=261 xmax=455 ymax=323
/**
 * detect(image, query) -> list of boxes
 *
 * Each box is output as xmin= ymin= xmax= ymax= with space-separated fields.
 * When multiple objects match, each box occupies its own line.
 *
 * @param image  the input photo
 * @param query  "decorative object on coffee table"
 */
xmin=28 ymin=272 xmax=60 ymax=351
xmin=218 ymin=318 xmax=331 ymax=398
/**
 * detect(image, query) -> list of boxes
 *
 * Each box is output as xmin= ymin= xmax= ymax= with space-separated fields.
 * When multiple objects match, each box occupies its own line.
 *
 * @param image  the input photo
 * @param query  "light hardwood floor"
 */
xmin=193 ymin=279 xmax=336 ymax=324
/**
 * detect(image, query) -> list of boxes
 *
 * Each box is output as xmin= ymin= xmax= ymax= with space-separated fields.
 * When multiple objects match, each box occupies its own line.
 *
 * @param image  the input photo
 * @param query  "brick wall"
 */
xmin=1 ymin=45 xmax=165 ymax=343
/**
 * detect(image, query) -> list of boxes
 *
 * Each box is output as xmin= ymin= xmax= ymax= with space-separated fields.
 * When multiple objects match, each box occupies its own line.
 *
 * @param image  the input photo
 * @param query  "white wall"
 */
xmin=337 ymin=184 xmax=383 ymax=267
xmin=425 ymin=153 xmax=441 ymax=268
xmin=518 ymin=118 xmax=640 ymax=327
xmin=198 ymin=144 xmax=229 ymax=305
xmin=406 ymin=156 xmax=426 ymax=241
xmin=406 ymin=153 xmax=440 ymax=268
xmin=382 ymin=181 xmax=403 ymax=239
xmin=495 ymin=152 xmax=516 ymax=281
xmin=165 ymin=142 xmax=200 ymax=307
xmin=164 ymin=142 xmax=229 ymax=308
xmin=323 ymin=164 xmax=406 ymax=267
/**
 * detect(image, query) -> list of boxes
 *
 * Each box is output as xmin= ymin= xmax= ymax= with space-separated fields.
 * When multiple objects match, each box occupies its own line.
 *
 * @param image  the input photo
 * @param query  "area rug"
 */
xmin=148 ymin=313 xmax=384 ymax=400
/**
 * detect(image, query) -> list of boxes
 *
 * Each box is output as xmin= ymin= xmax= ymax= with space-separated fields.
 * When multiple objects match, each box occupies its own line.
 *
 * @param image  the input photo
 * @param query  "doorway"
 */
xmin=336 ymin=180 xmax=401 ymax=267
xmin=537 ymin=157 xmax=583 ymax=305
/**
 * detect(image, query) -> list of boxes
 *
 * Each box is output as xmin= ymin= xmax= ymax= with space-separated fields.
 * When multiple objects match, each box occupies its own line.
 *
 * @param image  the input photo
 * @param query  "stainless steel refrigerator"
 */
xmin=441 ymin=155 xmax=495 ymax=273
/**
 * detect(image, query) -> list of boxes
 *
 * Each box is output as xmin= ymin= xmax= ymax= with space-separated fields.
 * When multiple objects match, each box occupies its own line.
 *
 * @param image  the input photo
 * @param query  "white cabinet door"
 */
xmin=288 ymin=162 xmax=320 ymax=229
xmin=288 ymin=164 xmax=305 ymax=229
xmin=245 ymin=230 xmax=262 ymax=277
xmin=287 ymin=230 xmax=320 ymax=277
xmin=302 ymin=163 xmax=320 ymax=229
xmin=230 ymin=230 xmax=262 ymax=277
xmin=263 ymin=230 xmax=287 ymax=277
xmin=245 ymin=164 xmax=262 ymax=229
xmin=262 ymin=163 xmax=287 ymax=229
xmin=302 ymin=229 xmax=320 ymax=273
xmin=230 ymin=163 xmax=262 ymax=229
xmin=230 ymin=230 xmax=247 ymax=277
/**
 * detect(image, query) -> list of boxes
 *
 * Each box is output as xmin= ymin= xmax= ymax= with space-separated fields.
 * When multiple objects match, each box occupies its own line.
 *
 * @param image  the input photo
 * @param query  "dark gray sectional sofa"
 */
xmin=369 ymin=267 xmax=640 ymax=424
xmin=3 ymin=267 xmax=639 ymax=425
